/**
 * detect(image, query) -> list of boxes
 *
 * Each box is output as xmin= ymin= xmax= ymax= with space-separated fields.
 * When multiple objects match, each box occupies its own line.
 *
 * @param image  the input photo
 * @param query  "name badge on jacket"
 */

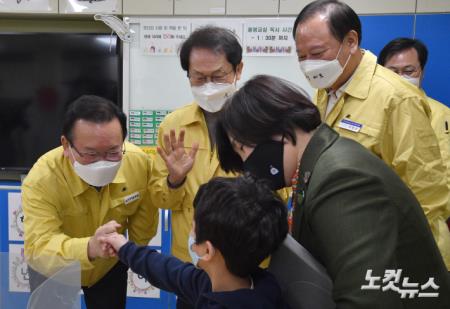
xmin=339 ymin=119 xmax=362 ymax=133
xmin=124 ymin=192 xmax=140 ymax=205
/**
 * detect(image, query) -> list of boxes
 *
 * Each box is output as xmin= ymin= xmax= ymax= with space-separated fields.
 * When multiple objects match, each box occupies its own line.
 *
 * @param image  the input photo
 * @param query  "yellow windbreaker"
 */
xmin=425 ymin=93 xmax=450 ymax=212
xmin=315 ymin=51 xmax=450 ymax=269
xmin=150 ymin=103 xmax=234 ymax=262
xmin=22 ymin=142 xmax=159 ymax=286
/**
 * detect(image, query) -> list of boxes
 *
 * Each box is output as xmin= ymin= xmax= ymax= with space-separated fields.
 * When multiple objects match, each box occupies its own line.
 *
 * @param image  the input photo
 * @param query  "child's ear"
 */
xmin=202 ymin=241 xmax=216 ymax=262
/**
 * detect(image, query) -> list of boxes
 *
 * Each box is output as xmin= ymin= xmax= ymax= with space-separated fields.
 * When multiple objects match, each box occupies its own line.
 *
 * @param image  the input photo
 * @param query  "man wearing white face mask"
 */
xmin=149 ymin=26 xmax=243 ymax=309
xmin=294 ymin=0 xmax=450 ymax=269
xmin=379 ymin=37 xmax=450 ymax=188
xmin=379 ymin=37 xmax=450 ymax=229
xmin=22 ymin=95 xmax=159 ymax=309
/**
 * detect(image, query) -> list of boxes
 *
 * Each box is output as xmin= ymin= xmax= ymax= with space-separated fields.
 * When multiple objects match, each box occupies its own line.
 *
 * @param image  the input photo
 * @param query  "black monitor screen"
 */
xmin=0 ymin=33 xmax=121 ymax=174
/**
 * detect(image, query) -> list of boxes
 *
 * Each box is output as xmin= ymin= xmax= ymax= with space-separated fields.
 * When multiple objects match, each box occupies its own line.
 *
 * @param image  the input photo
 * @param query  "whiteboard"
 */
xmin=123 ymin=17 xmax=314 ymax=114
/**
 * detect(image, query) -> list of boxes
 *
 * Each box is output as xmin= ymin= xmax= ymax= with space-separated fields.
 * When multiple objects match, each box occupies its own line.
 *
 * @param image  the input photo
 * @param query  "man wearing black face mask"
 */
xmin=215 ymin=75 xmax=450 ymax=309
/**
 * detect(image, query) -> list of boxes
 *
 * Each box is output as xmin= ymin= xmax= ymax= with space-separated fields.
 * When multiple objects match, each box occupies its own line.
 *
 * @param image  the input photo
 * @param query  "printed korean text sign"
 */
xmin=243 ymin=19 xmax=296 ymax=57
xmin=141 ymin=21 xmax=191 ymax=56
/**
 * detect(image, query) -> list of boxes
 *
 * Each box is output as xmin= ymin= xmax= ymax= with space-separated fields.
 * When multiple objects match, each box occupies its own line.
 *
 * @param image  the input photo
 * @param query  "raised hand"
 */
xmin=157 ymin=129 xmax=199 ymax=187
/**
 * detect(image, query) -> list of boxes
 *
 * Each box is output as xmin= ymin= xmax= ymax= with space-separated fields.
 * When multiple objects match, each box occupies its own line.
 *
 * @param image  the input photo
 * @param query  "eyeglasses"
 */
xmin=188 ymin=69 xmax=234 ymax=86
xmin=69 ymin=142 xmax=125 ymax=163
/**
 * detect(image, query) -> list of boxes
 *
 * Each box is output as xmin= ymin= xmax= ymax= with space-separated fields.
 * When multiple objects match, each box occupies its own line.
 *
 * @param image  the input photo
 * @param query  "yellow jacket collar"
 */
xmin=344 ymin=50 xmax=377 ymax=100
xmin=112 ymin=165 xmax=126 ymax=184
xmin=419 ymin=88 xmax=428 ymax=98
xmin=62 ymin=153 xmax=126 ymax=197
xmin=178 ymin=103 xmax=205 ymax=126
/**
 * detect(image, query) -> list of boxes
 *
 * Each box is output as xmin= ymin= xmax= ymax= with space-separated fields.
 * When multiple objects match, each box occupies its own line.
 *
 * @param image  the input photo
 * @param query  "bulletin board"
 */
xmin=122 ymin=16 xmax=314 ymax=118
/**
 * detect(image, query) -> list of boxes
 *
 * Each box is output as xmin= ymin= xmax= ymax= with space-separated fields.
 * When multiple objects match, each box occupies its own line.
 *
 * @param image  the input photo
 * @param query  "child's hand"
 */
xmin=99 ymin=233 xmax=127 ymax=255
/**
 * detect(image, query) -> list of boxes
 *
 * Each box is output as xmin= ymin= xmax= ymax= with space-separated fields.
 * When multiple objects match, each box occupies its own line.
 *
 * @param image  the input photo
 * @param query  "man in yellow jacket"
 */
xmin=378 ymin=37 xmax=450 ymax=218
xmin=22 ymin=95 xmax=159 ymax=309
xmin=293 ymin=0 xmax=450 ymax=269
xmin=150 ymin=26 xmax=243 ymax=264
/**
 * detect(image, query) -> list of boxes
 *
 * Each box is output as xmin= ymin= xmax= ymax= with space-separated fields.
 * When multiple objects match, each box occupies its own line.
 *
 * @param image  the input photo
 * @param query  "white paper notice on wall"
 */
xmin=8 ymin=192 xmax=24 ymax=241
xmin=243 ymin=19 xmax=296 ymax=57
xmin=9 ymin=244 xmax=30 ymax=293
xmin=61 ymin=0 xmax=120 ymax=14
xmin=0 ymin=0 xmax=54 ymax=12
xmin=148 ymin=209 xmax=162 ymax=247
xmin=141 ymin=20 xmax=191 ymax=56
xmin=127 ymin=266 xmax=160 ymax=298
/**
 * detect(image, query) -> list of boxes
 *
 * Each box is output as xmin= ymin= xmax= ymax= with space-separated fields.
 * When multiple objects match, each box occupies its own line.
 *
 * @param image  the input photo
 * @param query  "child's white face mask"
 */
xmin=188 ymin=235 xmax=205 ymax=267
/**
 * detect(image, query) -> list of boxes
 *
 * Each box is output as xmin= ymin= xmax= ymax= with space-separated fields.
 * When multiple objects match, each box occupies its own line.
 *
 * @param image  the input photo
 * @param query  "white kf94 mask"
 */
xmin=401 ymin=75 xmax=421 ymax=88
xmin=299 ymin=44 xmax=351 ymax=89
xmin=191 ymin=82 xmax=236 ymax=113
xmin=70 ymin=146 xmax=121 ymax=187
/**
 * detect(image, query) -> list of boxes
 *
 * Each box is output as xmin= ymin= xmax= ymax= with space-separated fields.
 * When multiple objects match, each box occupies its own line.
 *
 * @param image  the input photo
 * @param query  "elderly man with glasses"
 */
xmin=22 ymin=95 xmax=159 ymax=309
xmin=149 ymin=26 xmax=243 ymax=309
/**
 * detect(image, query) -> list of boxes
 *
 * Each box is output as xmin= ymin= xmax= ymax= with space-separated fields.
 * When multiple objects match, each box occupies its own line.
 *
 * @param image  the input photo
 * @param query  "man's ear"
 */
xmin=419 ymin=71 xmax=425 ymax=87
xmin=346 ymin=30 xmax=359 ymax=54
xmin=61 ymin=136 xmax=70 ymax=158
xmin=235 ymin=62 xmax=244 ymax=81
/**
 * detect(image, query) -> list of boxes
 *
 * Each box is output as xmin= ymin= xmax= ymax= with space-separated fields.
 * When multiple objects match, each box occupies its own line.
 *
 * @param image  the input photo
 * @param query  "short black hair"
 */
xmin=293 ymin=0 xmax=362 ymax=45
xmin=193 ymin=175 xmax=288 ymax=277
xmin=62 ymin=95 xmax=127 ymax=142
xmin=378 ymin=38 xmax=428 ymax=70
xmin=215 ymin=74 xmax=321 ymax=173
xmin=179 ymin=26 xmax=242 ymax=73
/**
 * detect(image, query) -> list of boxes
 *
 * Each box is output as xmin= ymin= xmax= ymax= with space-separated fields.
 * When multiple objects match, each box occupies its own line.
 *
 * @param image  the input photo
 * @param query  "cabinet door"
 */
xmin=342 ymin=0 xmax=416 ymax=14
xmin=0 ymin=0 xmax=58 ymax=14
xmin=417 ymin=0 xmax=450 ymax=13
xmin=123 ymin=0 xmax=173 ymax=15
xmin=59 ymin=0 xmax=122 ymax=14
xmin=174 ymin=0 xmax=225 ymax=15
xmin=226 ymin=0 xmax=278 ymax=15
xmin=280 ymin=0 xmax=418 ymax=15
xmin=279 ymin=0 xmax=313 ymax=15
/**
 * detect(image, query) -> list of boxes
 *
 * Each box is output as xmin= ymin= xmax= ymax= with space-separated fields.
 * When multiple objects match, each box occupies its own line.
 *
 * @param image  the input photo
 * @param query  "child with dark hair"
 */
xmin=102 ymin=175 xmax=290 ymax=308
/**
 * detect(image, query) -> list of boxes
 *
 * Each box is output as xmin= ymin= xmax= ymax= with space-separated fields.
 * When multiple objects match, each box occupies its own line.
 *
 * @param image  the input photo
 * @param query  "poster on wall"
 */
xmin=8 ymin=192 xmax=24 ymax=241
xmin=243 ymin=19 xmax=296 ymax=57
xmin=129 ymin=110 xmax=171 ymax=147
xmin=9 ymin=244 xmax=30 ymax=293
xmin=0 ymin=0 xmax=55 ymax=12
xmin=141 ymin=20 xmax=191 ymax=56
xmin=127 ymin=269 xmax=160 ymax=298
xmin=61 ymin=0 xmax=121 ymax=14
